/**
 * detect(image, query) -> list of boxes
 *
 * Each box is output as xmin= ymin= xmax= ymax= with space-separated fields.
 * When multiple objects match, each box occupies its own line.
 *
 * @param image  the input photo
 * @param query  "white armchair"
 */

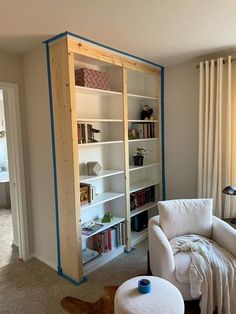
xmin=148 ymin=199 xmax=236 ymax=301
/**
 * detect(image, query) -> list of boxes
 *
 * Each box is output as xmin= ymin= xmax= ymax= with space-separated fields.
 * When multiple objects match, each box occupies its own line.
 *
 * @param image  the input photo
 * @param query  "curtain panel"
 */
xmin=198 ymin=56 xmax=236 ymax=218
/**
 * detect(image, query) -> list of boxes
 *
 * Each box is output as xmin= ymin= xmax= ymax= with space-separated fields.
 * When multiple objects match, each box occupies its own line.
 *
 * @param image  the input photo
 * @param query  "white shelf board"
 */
xmin=81 ymin=192 xmax=125 ymax=211
xmin=80 ymin=170 xmax=124 ymax=182
xmin=75 ymin=86 xmax=122 ymax=96
xmin=128 ymin=93 xmax=158 ymax=101
xmin=128 ymin=138 xmax=158 ymax=143
xmin=128 ymin=120 xmax=158 ymax=123
xmin=77 ymin=118 xmax=122 ymax=122
xmin=83 ymin=245 xmax=124 ymax=275
xmin=129 ymin=163 xmax=159 ymax=172
xmin=79 ymin=140 xmax=123 ymax=146
xmin=131 ymin=228 xmax=148 ymax=246
xmin=82 ymin=216 xmax=125 ymax=240
xmin=130 ymin=202 xmax=157 ymax=218
xmin=130 ymin=180 xmax=159 ymax=193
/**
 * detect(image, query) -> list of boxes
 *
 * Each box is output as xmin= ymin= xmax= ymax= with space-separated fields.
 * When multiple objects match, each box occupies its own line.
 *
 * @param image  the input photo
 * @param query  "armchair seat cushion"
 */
xmin=174 ymin=252 xmax=192 ymax=284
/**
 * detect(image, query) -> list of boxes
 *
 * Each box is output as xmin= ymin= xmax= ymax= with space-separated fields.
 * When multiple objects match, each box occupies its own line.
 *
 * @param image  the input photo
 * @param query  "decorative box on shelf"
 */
xmin=75 ymin=68 xmax=111 ymax=90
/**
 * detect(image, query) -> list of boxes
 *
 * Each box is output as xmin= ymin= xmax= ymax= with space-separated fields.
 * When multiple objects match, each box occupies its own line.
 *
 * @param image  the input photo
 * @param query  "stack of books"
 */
xmin=130 ymin=186 xmax=155 ymax=209
xmin=92 ymin=222 xmax=125 ymax=253
xmin=77 ymin=123 xmax=100 ymax=143
xmin=128 ymin=122 xmax=155 ymax=140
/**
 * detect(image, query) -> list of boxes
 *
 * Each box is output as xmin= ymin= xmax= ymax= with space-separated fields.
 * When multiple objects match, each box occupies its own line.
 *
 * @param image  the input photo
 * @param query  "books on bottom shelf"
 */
xmin=92 ymin=222 xmax=125 ymax=254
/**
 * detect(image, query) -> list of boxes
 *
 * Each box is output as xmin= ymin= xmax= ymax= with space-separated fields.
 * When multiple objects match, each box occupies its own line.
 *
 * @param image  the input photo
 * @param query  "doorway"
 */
xmin=0 ymin=90 xmax=18 ymax=267
xmin=0 ymin=83 xmax=29 ymax=267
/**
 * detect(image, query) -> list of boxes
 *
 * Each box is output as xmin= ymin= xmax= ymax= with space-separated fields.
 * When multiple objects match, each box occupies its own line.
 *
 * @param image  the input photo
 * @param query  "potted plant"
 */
xmin=133 ymin=147 xmax=146 ymax=166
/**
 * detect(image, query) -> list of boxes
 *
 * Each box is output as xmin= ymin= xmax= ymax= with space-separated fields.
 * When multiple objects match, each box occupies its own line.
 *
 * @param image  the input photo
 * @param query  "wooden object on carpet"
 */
xmin=61 ymin=286 xmax=118 ymax=314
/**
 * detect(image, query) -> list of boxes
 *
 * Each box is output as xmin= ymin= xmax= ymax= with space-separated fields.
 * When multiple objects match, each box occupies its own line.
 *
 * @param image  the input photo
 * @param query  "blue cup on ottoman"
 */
xmin=138 ymin=278 xmax=151 ymax=294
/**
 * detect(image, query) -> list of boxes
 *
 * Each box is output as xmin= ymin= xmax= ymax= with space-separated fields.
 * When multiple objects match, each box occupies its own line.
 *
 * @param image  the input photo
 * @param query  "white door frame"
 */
xmin=1 ymin=82 xmax=29 ymax=260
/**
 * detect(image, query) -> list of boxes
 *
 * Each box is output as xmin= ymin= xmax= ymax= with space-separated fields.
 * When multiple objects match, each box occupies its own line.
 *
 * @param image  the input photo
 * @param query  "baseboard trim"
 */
xmin=30 ymin=253 xmax=57 ymax=270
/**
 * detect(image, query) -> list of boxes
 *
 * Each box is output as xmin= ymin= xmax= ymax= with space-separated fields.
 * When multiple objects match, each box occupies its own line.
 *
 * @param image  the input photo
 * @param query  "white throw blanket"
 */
xmin=170 ymin=235 xmax=236 ymax=314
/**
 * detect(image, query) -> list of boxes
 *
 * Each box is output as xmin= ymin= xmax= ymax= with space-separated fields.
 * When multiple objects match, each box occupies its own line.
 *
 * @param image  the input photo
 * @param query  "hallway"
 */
xmin=0 ymin=208 xmax=18 ymax=268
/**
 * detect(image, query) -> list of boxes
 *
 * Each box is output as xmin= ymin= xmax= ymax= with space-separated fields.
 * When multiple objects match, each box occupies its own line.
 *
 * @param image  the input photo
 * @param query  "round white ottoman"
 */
xmin=114 ymin=276 xmax=184 ymax=314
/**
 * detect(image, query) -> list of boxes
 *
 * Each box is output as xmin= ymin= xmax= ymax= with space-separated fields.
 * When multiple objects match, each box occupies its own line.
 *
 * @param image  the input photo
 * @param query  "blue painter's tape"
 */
xmin=43 ymin=31 xmax=164 ymax=69
xmin=45 ymin=43 xmax=62 ymax=273
xmin=138 ymin=278 xmax=151 ymax=294
xmin=60 ymin=272 xmax=88 ymax=286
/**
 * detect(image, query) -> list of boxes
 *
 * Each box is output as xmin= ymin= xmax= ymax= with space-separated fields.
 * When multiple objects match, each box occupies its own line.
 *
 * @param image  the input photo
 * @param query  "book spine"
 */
xmin=119 ymin=223 xmax=122 ymax=245
xmin=114 ymin=225 xmax=120 ymax=247
xmin=111 ymin=228 xmax=116 ymax=249
xmin=108 ymin=229 xmax=112 ymax=251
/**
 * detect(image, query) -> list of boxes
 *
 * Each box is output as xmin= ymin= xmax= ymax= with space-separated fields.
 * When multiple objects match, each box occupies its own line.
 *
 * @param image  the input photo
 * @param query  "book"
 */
xmin=93 ymin=233 xmax=103 ymax=253
xmin=113 ymin=224 xmax=120 ymax=247
xmin=81 ymin=222 xmax=103 ymax=236
xmin=107 ymin=229 xmax=112 ymax=251
xmin=110 ymin=228 xmax=116 ymax=249
xmin=82 ymin=248 xmax=100 ymax=264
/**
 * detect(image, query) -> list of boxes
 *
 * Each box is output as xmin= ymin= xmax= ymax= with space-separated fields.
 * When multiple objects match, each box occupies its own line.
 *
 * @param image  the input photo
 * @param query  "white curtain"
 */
xmin=198 ymin=56 xmax=236 ymax=218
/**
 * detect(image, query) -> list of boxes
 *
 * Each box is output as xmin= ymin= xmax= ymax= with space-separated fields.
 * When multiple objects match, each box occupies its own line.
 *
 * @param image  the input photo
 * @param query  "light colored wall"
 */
xmin=22 ymin=47 xmax=57 ymax=268
xmin=0 ymin=52 xmax=25 ymax=246
xmin=164 ymin=61 xmax=199 ymax=199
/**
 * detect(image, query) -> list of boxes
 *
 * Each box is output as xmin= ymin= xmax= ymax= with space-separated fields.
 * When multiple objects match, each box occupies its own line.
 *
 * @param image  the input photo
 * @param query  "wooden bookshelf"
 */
xmin=48 ymin=33 xmax=163 ymax=282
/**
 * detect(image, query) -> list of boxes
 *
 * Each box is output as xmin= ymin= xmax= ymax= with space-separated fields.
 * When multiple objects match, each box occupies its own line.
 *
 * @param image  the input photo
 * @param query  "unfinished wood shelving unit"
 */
xmin=47 ymin=32 xmax=164 ymax=283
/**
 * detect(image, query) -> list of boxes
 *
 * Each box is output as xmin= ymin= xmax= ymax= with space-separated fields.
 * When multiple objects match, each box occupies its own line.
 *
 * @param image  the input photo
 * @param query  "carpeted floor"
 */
xmin=0 ymin=208 xmax=19 ymax=268
xmin=0 ymin=240 xmax=148 ymax=313
xmin=0 ymin=238 xmax=200 ymax=313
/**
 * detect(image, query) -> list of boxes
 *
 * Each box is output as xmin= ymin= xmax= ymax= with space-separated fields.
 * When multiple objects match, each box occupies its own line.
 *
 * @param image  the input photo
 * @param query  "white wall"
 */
xmin=22 ymin=47 xmax=57 ymax=268
xmin=0 ymin=52 xmax=26 ymax=247
xmin=165 ymin=61 xmax=199 ymax=199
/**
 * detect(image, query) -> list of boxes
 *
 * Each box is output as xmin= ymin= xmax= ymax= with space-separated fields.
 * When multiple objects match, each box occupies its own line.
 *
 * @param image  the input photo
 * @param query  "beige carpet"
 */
xmin=0 ymin=239 xmax=148 ymax=314
xmin=0 ymin=208 xmax=19 ymax=268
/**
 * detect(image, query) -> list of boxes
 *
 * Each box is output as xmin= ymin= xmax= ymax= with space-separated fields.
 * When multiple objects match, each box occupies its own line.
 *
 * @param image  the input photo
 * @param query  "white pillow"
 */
xmin=158 ymin=199 xmax=213 ymax=240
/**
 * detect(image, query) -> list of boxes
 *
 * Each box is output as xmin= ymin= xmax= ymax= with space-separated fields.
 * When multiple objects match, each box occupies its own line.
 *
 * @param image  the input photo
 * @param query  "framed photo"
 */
xmin=80 ymin=186 xmax=89 ymax=205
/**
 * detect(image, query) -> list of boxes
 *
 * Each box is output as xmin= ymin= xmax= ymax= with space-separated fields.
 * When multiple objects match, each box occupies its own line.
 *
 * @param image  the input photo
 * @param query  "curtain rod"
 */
xmin=196 ymin=57 xmax=236 ymax=69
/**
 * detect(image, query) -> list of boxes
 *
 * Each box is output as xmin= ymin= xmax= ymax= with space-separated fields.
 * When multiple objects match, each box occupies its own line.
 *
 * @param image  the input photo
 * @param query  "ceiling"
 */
xmin=1 ymin=0 xmax=236 ymax=66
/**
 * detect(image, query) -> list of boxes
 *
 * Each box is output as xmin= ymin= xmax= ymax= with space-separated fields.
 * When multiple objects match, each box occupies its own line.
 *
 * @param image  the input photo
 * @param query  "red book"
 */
xmin=93 ymin=233 xmax=102 ymax=253
xmin=107 ymin=229 xmax=112 ymax=251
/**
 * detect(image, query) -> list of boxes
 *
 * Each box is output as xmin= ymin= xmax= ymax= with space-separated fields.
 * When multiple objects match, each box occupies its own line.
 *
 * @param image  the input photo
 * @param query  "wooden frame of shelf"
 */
xmin=47 ymin=33 xmax=163 ymax=283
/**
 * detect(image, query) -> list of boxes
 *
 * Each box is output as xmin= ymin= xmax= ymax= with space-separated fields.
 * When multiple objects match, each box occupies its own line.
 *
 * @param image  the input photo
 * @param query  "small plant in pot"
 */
xmin=133 ymin=147 xmax=146 ymax=166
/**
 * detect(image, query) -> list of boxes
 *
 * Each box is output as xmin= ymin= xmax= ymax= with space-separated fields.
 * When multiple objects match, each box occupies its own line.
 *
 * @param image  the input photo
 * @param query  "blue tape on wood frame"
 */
xmin=45 ymin=43 xmax=62 ymax=274
xmin=60 ymin=272 xmax=87 ymax=286
xmin=44 ymin=31 xmax=164 ymax=70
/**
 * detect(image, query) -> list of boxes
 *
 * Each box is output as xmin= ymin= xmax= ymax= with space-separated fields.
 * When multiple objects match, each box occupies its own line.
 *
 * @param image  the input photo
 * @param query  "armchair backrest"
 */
xmin=158 ymin=198 xmax=213 ymax=240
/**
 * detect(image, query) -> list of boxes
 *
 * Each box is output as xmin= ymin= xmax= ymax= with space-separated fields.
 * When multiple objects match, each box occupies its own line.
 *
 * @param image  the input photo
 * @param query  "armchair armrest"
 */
xmin=212 ymin=216 xmax=236 ymax=257
xmin=148 ymin=216 xmax=175 ymax=279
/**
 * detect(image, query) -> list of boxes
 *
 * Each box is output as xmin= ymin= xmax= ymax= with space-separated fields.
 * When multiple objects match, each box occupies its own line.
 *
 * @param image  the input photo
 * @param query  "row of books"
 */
xmin=128 ymin=122 xmax=156 ymax=140
xmin=92 ymin=222 xmax=125 ymax=253
xmin=77 ymin=123 xmax=100 ymax=144
xmin=130 ymin=186 xmax=155 ymax=210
